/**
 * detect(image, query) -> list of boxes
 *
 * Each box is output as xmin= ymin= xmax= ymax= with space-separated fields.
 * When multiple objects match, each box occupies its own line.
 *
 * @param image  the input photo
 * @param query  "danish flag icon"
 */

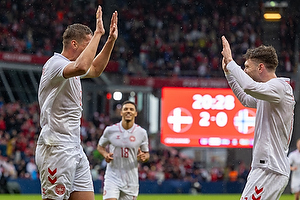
xmin=234 ymin=109 xmax=256 ymax=134
xmin=167 ymin=107 xmax=193 ymax=133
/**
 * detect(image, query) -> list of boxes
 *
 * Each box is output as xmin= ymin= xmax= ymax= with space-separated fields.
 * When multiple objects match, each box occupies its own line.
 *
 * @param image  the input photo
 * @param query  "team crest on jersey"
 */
xmin=116 ymin=135 xmax=120 ymax=139
xmin=130 ymin=136 xmax=136 ymax=142
xmin=55 ymin=184 xmax=66 ymax=195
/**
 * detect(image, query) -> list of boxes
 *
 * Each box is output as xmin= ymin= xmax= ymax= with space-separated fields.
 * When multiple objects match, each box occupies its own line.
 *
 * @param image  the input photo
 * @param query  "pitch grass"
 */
xmin=0 ymin=194 xmax=294 ymax=200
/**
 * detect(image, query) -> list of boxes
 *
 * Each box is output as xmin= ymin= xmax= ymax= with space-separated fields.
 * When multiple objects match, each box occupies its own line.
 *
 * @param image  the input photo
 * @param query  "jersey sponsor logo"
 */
xmin=55 ymin=184 xmax=66 ymax=195
xmin=116 ymin=135 xmax=120 ymax=139
xmin=130 ymin=136 xmax=136 ymax=142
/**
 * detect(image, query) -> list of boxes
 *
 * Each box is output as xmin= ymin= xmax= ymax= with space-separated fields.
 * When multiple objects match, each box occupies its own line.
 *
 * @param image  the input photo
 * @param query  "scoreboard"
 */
xmin=161 ymin=87 xmax=256 ymax=148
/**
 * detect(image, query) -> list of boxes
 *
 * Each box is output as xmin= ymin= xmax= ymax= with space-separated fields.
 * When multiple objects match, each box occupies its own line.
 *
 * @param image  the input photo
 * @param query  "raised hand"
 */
xmin=95 ymin=5 xmax=105 ymax=36
xmin=221 ymin=36 xmax=233 ymax=67
xmin=222 ymin=57 xmax=228 ymax=73
xmin=108 ymin=11 xmax=118 ymax=42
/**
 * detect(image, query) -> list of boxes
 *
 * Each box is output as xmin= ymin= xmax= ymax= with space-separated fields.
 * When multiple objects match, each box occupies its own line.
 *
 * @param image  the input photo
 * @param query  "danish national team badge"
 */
xmin=130 ymin=136 xmax=136 ymax=142
xmin=55 ymin=184 xmax=66 ymax=195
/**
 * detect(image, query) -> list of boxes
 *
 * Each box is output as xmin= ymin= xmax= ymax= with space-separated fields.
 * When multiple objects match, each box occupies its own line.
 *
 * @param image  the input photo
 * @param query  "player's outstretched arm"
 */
xmin=63 ymin=5 xmax=104 ymax=79
xmin=86 ymin=10 xmax=118 ymax=78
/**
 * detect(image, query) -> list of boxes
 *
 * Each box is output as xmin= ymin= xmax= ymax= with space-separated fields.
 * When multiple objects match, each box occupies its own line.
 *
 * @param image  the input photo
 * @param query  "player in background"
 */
xmin=288 ymin=139 xmax=300 ymax=200
xmin=221 ymin=36 xmax=295 ymax=200
xmin=97 ymin=100 xmax=150 ymax=200
xmin=35 ymin=6 xmax=118 ymax=200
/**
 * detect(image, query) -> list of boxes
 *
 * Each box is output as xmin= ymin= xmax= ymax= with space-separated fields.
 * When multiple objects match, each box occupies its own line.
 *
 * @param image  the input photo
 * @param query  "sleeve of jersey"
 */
xmin=50 ymin=58 xmax=70 ymax=80
xmin=227 ymin=60 xmax=284 ymax=103
xmin=140 ymin=129 xmax=149 ymax=152
xmin=98 ymin=128 xmax=110 ymax=147
xmin=226 ymin=73 xmax=257 ymax=108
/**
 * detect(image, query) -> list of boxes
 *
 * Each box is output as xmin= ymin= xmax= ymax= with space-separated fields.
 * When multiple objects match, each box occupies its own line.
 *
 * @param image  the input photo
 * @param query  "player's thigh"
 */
xmin=119 ymin=192 xmax=137 ymax=200
xmin=72 ymin=146 xmax=94 ymax=192
xmin=291 ymin=177 xmax=300 ymax=194
xmin=69 ymin=191 xmax=94 ymax=200
xmin=119 ymin=186 xmax=138 ymax=200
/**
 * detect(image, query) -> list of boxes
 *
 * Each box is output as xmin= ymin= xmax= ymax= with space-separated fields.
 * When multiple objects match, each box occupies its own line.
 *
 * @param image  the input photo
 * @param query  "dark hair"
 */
xmin=62 ymin=23 xmax=93 ymax=48
xmin=122 ymin=100 xmax=137 ymax=111
xmin=243 ymin=45 xmax=278 ymax=71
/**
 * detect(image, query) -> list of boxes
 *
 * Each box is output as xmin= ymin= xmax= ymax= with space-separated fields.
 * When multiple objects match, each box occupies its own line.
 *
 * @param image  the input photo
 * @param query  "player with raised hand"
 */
xmin=35 ymin=5 xmax=118 ymax=200
xmin=97 ymin=100 xmax=150 ymax=200
xmin=221 ymin=36 xmax=295 ymax=200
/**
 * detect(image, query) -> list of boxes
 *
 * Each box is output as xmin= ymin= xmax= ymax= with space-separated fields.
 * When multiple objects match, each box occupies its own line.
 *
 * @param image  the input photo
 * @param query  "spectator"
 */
xmin=25 ymin=157 xmax=37 ymax=180
xmin=228 ymin=165 xmax=238 ymax=182
xmin=0 ymin=0 xmax=296 ymax=77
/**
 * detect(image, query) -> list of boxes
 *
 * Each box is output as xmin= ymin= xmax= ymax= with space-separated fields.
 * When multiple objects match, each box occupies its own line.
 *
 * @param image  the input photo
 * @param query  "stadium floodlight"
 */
xmin=263 ymin=13 xmax=281 ymax=21
xmin=263 ymin=1 xmax=288 ymax=8
xmin=113 ymin=91 xmax=122 ymax=101
xmin=263 ymin=1 xmax=288 ymax=22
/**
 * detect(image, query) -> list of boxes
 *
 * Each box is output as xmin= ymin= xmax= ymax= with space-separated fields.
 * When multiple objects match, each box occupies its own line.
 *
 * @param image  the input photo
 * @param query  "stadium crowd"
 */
xmin=0 ymin=0 xmax=297 ymax=193
xmin=0 ymin=100 xmax=249 ymax=194
xmin=0 ymin=0 xmax=297 ymax=77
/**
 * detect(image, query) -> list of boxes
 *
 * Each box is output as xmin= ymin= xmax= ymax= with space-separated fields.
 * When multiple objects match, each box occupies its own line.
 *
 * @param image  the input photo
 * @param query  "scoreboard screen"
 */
xmin=161 ymin=87 xmax=256 ymax=148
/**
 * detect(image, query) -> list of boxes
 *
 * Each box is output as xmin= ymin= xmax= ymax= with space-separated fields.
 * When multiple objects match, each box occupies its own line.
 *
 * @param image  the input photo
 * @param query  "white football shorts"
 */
xmin=291 ymin=175 xmax=300 ymax=193
xmin=35 ymin=144 xmax=94 ymax=200
xmin=103 ymin=179 xmax=138 ymax=200
xmin=240 ymin=168 xmax=288 ymax=200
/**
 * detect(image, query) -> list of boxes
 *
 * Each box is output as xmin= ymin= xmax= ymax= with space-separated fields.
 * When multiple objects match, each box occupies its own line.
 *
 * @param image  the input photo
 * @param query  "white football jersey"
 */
xmin=98 ymin=122 xmax=149 ymax=187
xmin=288 ymin=149 xmax=300 ymax=192
xmin=38 ymin=53 xmax=82 ymax=145
xmin=226 ymin=61 xmax=295 ymax=177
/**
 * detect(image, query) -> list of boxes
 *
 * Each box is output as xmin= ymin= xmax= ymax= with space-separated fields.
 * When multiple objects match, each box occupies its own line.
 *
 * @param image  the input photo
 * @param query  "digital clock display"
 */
xmin=161 ymin=87 xmax=256 ymax=148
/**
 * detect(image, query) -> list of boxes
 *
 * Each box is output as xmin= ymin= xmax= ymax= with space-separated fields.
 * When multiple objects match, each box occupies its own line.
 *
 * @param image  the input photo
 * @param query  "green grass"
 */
xmin=0 ymin=194 xmax=294 ymax=200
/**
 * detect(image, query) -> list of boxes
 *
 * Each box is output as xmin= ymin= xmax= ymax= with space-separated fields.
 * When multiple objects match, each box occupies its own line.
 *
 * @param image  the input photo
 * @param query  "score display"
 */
xmin=161 ymin=87 xmax=256 ymax=148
